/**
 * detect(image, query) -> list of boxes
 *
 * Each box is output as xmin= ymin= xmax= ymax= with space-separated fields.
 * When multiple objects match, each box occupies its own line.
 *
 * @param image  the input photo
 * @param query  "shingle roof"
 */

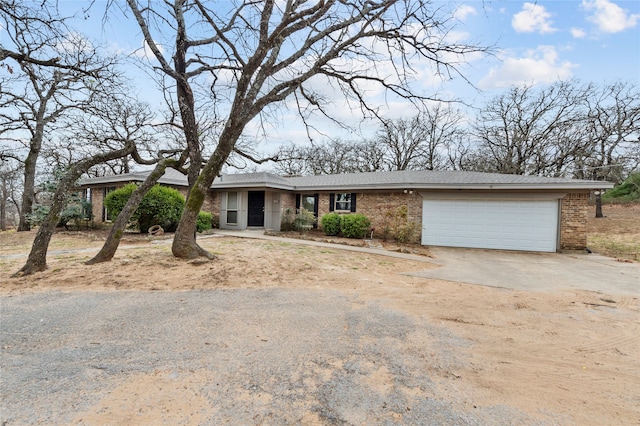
xmin=78 ymin=167 xmax=188 ymax=186
xmin=212 ymin=172 xmax=293 ymax=189
xmin=287 ymin=170 xmax=613 ymax=190
xmin=80 ymin=168 xmax=612 ymax=191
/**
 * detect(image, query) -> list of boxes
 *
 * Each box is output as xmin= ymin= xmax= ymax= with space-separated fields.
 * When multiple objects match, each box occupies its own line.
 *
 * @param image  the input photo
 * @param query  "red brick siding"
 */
xmin=315 ymin=191 xmax=422 ymax=243
xmin=280 ymin=192 xmax=296 ymax=214
xmin=560 ymin=192 xmax=589 ymax=250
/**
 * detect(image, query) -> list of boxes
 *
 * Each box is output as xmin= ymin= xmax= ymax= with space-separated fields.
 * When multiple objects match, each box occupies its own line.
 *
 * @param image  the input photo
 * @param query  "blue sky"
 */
xmin=5 ymin=1 xmax=640 ymax=152
xmin=453 ymin=1 xmax=639 ymax=97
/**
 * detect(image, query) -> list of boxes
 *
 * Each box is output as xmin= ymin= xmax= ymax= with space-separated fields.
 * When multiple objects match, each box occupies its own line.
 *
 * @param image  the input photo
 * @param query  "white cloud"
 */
xmin=512 ymin=2 xmax=557 ymax=34
xmin=571 ymin=27 xmax=587 ymax=38
xmin=479 ymin=46 xmax=576 ymax=89
xmin=454 ymin=5 xmax=477 ymax=21
xmin=56 ymin=32 xmax=94 ymax=54
xmin=582 ymin=0 xmax=640 ymax=33
xmin=132 ymin=39 xmax=164 ymax=59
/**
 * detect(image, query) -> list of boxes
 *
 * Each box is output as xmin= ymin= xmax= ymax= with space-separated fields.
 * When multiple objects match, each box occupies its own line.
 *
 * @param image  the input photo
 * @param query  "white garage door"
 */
xmin=422 ymin=199 xmax=559 ymax=252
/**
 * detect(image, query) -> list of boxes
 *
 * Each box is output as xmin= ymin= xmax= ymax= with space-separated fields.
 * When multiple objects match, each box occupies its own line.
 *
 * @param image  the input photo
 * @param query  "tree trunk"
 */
xmin=171 ymin=173 xmax=215 ymax=259
xmin=13 ymin=144 xmax=135 ymax=277
xmin=1 ymin=176 xmax=7 ymax=231
xmin=86 ymin=160 xmax=176 ymax=264
xmin=172 ymin=149 xmax=232 ymax=259
xmin=17 ymin=149 xmax=38 ymax=231
xmin=595 ymin=191 xmax=604 ymax=218
xmin=12 ymin=174 xmax=75 ymax=276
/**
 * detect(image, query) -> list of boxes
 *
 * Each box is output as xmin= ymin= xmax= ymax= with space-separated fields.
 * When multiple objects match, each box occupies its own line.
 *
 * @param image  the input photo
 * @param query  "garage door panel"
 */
xmin=422 ymin=199 xmax=558 ymax=252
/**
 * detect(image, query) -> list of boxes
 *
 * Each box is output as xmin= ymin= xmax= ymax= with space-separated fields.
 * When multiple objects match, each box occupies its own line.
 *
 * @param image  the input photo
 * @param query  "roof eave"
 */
xmin=211 ymin=183 xmax=295 ymax=191
xmin=293 ymin=182 xmax=614 ymax=191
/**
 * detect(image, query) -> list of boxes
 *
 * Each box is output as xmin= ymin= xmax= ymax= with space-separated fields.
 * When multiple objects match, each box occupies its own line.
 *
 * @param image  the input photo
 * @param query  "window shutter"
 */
xmin=295 ymin=194 xmax=301 ymax=210
xmin=329 ymin=193 xmax=335 ymax=212
xmin=350 ymin=193 xmax=357 ymax=212
xmin=313 ymin=194 xmax=319 ymax=216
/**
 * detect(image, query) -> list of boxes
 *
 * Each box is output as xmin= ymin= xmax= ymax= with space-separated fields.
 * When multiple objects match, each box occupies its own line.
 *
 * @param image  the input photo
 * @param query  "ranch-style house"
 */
xmin=79 ymin=168 xmax=613 ymax=253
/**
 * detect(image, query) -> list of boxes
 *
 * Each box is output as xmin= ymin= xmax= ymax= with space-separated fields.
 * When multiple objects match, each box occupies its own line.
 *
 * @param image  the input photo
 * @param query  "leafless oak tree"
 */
xmin=377 ymin=106 xmax=463 ymax=171
xmin=462 ymin=80 xmax=639 ymax=182
xmin=121 ymin=0 xmax=486 ymax=258
xmin=13 ymin=94 xmax=158 ymax=276
xmin=1 ymin=1 xmax=120 ymax=231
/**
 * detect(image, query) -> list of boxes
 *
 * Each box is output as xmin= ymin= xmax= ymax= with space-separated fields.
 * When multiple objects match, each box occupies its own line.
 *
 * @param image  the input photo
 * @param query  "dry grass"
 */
xmin=587 ymin=203 xmax=640 ymax=261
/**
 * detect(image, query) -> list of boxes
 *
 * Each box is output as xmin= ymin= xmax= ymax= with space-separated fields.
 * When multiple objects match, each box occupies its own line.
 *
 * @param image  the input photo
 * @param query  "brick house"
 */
xmin=79 ymin=169 xmax=612 ymax=253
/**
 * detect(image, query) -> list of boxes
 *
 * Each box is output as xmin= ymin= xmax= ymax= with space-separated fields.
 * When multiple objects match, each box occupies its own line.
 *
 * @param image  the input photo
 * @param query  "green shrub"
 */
xmin=294 ymin=208 xmax=316 ymax=231
xmin=58 ymin=197 xmax=92 ymax=230
xmin=196 ymin=211 xmax=213 ymax=233
xmin=103 ymin=183 xmax=137 ymax=218
xmin=28 ymin=197 xmax=91 ymax=230
xmin=104 ymin=183 xmax=185 ymax=233
xmin=321 ymin=212 xmax=341 ymax=236
xmin=27 ymin=204 xmax=51 ymax=227
xmin=603 ymin=173 xmax=640 ymax=202
xmin=340 ymin=213 xmax=371 ymax=239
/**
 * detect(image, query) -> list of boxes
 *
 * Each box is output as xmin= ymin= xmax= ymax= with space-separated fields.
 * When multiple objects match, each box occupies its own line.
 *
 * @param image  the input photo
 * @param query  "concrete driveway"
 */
xmin=408 ymin=247 xmax=640 ymax=296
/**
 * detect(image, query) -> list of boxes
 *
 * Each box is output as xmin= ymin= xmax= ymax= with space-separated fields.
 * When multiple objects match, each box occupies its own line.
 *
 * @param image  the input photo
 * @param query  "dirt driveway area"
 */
xmin=1 ymin=226 xmax=639 ymax=425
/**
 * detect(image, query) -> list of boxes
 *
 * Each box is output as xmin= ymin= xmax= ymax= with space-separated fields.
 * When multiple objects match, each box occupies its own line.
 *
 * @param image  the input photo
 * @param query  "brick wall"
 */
xmin=90 ymin=184 xmax=126 ymax=225
xmin=559 ymin=192 xmax=589 ymax=250
xmin=280 ymin=192 xmax=296 ymax=214
xmin=314 ymin=191 xmax=423 ymax=243
xmin=90 ymin=187 xmax=105 ymax=224
xmin=355 ymin=191 xmax=422 ymax=243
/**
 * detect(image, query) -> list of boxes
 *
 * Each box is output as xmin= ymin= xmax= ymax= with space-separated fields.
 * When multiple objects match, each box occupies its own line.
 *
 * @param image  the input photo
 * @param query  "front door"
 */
xmin=247 ymin=191 xmax=265 ymax=227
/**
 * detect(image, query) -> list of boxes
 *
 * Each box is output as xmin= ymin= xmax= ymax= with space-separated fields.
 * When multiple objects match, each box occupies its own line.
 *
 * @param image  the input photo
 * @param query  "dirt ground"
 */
xmin=587 ymin=202 xmax=640 ymax=261
xmin=1 ymin=206 xmax=639 ymax=425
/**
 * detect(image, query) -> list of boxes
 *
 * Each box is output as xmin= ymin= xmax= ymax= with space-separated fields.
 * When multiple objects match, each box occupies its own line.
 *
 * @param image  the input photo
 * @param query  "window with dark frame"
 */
xmin=329 ymin=192 xmax=357 ymax=213
xmin=334 ymin=193 xmax=351 ymax=211
xmin=227 ymin=191 xmax=238 ymax=224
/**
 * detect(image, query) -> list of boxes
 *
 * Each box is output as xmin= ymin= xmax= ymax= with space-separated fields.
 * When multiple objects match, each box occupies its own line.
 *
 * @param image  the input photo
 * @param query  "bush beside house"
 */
xmin=321 ymin=212 xmax=371 ymax=239
xmin=104 ymin=183 xmax=185 ymax=233
xmin=196 ymin=211 xmax=213 ymax=233
xmin=320 ymin=212 xmax=341 ymax=236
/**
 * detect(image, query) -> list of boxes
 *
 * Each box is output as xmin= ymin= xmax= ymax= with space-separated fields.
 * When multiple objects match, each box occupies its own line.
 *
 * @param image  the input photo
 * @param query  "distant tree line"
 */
xmin=272 ymin=80 xmax=639 ymax=184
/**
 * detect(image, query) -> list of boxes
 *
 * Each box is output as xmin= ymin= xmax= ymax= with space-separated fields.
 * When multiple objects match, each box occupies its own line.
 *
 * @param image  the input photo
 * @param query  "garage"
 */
xmin=421 ymin=198 xmax=559 ymax=252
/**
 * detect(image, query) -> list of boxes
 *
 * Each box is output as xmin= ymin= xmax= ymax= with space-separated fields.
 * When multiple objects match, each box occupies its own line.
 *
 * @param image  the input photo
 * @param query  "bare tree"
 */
xmin=576 ymin=81 xmax=640 ymax=183
xmin=0 ymin=156 xmax=21 ymax=230
xmin=357 ymin=139 xmax=387 ymax=172
xmin=1 ymin=2 xmax=120 ymax=231
xmin=378 ymin=116 xmax=429 ymax=170
xmin=122 ymin=0 xmax=486 ymax=258
xmin=272 ymin=144 xmax=309 ymax=176
xmin=272 ymin=138 xmax=387 ymax=175
xmin=13 ymin=143 xmax=137 ymax=276
xmin=471 ymin=81 xmax=588 ymax=176
xmin=464 ymin=81 xmax=639 ymax=181
xmin=13 ymin=95 xmax=157 ymax=276
xmin=86 ymin=155 xmax=184 ymax=265
xmin=377 ymin=106 xmax=463 ymax=171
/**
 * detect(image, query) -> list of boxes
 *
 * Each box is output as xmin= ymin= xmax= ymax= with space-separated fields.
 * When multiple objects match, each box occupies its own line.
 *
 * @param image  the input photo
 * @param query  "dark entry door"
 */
xmin=247 ymin=191 xmax=265 ymax=227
